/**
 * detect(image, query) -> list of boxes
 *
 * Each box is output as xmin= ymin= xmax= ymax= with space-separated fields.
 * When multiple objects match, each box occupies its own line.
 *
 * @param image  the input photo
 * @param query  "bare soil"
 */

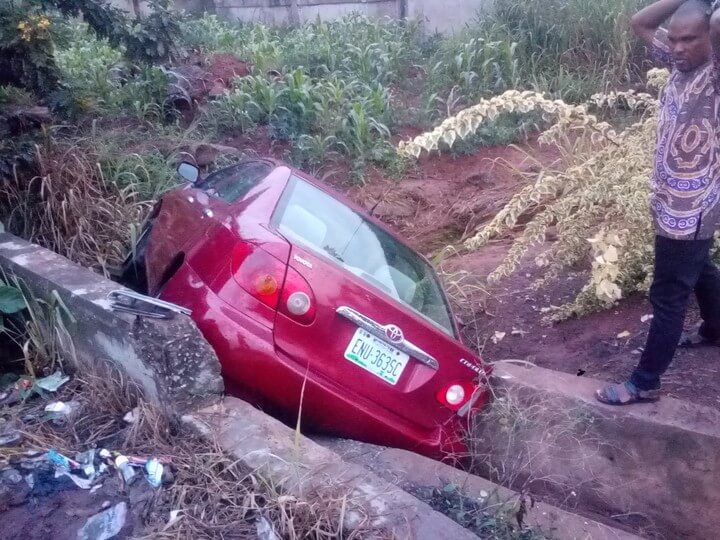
xmin=227 ymin=131 xmax=720 ymax=410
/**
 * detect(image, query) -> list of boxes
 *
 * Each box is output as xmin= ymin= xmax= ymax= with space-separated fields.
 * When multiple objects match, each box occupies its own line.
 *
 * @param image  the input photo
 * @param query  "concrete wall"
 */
xmin=214 ymin=0 xmax=397 ymax=26
xmin=406 ymin=0 xmax=489 ymax=34
xmin=476 ymin=364 xmax=720 ymax=540
xmin=0 ymin=233 xmax=224 ymax=414
xmin=109 ymin=0 xmax=489 ymax=34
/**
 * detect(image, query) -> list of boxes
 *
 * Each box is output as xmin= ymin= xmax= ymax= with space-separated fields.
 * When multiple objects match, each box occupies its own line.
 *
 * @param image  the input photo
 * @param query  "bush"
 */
xmin=0 ymin=131 xmax=177 ymax=273
xmin=0 ymin=6 xmax=60 ymax=95
xmin=54 ymin=26 xmax=169 ymax=120
xmin=207 ymin=67 xmax=398 ymax=182
xmin=397 ymin=72 xmax=720 ymax=321
xmin=1 ymin=0 xmax=183 ymax=98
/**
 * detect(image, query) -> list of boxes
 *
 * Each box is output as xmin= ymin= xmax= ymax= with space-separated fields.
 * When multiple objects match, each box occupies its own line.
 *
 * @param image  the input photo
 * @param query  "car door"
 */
xmin=146 ymin=161 xmax=276 ymax=294
xmin=145 ymin=183 xmax=208 ymax=294
xmin=185 ymin=160 xmax=277 ymax=284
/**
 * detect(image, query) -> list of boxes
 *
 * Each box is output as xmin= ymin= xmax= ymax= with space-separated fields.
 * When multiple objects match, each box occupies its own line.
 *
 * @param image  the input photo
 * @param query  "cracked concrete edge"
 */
xmin=0 ymin=233 xmax=224 ymax=413
xmin=321 ymin=438 xmax=642 ymax=540
xmin=182 ymin=397 xmax=480 ymax=540
xmin=488 ymin=363 xmax=720 ymax=539
xmin=495 ymin=363 xmax=720 ymax=439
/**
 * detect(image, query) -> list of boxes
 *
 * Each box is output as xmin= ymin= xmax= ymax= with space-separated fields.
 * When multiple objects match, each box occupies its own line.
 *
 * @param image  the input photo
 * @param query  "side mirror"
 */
xmin=177 ymin=162 xmax=200 ymax=184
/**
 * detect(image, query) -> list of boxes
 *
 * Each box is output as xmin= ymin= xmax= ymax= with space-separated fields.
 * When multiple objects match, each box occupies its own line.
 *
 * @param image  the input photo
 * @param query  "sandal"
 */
xmin=678 ymin=326 xmax=720 ymax=348
xmin=595 ymin=381 xmax=660 ymax=405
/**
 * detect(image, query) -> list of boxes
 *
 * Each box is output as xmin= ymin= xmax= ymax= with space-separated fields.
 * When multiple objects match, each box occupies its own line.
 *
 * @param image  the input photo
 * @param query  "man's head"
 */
xmin=668 ymin=0 xmax=713 ymax=72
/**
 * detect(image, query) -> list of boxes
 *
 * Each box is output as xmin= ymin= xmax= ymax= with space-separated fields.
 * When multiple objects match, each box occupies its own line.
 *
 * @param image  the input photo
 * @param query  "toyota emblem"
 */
xmin=385 ymin=324 xmax=404 ymax=343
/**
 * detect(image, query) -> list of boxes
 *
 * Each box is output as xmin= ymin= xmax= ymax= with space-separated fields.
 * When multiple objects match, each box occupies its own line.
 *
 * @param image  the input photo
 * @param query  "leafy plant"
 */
xmin=397 ymin=74 xmax=697 ymax=321
xmin=0 ymin=0 xmax=182 ymax=96
xmin=0 ymin=280 xmax=27 ymax=319
xmin=54 ymin=25 xmax=170 ymax=120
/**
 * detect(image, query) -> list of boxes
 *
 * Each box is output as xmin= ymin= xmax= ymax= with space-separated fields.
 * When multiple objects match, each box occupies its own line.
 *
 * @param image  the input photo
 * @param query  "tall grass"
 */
xmin=0 ymin=130 xmax=177 ymax=274
xmin=424 ymin=0 xmax=645 ymax=110
xmin=479 ymin=0 xmax=645 ymax=97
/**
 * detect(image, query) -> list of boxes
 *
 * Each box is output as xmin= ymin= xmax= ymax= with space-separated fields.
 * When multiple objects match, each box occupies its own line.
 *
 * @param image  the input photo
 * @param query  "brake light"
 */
xmin=436 ymin=381 xmax=477 ymax=411
xmin=279 ymin=266 xmax=316 ymax=324
xmin=231 ymin=242 xmax=286 ymax=309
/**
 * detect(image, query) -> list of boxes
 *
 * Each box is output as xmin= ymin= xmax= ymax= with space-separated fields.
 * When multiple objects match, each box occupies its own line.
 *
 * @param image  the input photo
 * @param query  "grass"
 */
xmin=0 ymin=127 xmax=178 ymax=274
xmin=10 ymin=364 xmax=382 ymax=539
xmin=463 ymin=379 xmax=605 ymax=506
xmin=410 ymin=483 xmax=548 ymax=539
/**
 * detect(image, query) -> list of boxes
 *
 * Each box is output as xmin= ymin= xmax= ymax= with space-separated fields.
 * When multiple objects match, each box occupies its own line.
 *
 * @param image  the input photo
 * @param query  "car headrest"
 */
xmin=373 ymin=264 xmax=417 ymax=303
xmin=280 ymin=204 xmax=328 ymax=247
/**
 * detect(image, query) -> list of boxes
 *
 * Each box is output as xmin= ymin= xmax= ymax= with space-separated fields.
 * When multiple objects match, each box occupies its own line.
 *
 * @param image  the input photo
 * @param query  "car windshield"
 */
xmin=274 ymin=176 xmax=455 ymax=336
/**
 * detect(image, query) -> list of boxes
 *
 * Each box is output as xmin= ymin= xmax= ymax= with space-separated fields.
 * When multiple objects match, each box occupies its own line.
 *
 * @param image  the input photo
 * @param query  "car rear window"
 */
xmin=199 ymin=161 xmax=272 ymax=203
xmin=273 ymin=176 xmax=455 ymax=335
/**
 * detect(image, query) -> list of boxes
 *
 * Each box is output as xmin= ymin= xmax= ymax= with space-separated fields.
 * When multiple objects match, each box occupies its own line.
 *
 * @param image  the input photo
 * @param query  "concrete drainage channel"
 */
xmin=0 ymin=232 xmax=716 ymax=539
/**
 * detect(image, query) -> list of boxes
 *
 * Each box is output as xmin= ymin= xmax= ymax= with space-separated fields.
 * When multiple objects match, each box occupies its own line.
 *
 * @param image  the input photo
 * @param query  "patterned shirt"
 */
xmin=650 ymin=29 xmax=720 ymax=240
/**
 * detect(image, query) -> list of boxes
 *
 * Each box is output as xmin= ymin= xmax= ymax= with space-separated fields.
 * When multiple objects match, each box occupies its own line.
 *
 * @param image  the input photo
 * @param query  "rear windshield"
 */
xmin=273 ymin=176 xmax=455 ymax=336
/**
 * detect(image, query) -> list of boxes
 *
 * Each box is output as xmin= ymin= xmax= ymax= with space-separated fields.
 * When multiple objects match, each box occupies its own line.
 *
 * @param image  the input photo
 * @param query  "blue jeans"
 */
xmin=630 ymin=235 xmax=720 ymax=391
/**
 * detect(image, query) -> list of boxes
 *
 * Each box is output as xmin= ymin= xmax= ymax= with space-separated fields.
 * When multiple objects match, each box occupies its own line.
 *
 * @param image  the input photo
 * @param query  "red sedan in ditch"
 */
xmin=130 ymin=159 xmax=490 ymax=458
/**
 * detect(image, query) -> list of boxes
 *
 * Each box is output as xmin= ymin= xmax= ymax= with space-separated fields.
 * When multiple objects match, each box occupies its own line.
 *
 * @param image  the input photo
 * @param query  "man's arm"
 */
xmin=711 ymin=5 xmax=720 ymax=50
xmin=710 ymin=5 xmax=720 ymax=91
xmin=631 ymin=0 xmax=686 ymax=44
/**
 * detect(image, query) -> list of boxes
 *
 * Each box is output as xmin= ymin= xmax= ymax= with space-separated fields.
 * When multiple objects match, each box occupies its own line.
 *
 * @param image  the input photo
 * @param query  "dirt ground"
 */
xmin=228 ymin=131 xmax=720 ymax=410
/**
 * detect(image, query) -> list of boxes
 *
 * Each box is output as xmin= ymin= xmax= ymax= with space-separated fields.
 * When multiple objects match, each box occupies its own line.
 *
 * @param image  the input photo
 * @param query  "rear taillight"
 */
xmin=436 ymin=381 xmax=477 ymax=412
xmin=231 ymin=242 xmax=286 ymax=309
xmin=279 ymin=267 xmax=316 ymax=324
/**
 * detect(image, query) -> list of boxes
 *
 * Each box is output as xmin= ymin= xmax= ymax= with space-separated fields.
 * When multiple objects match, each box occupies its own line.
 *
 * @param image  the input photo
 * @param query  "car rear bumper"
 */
xmin=161 ymin=263 xmax=486 ymax=459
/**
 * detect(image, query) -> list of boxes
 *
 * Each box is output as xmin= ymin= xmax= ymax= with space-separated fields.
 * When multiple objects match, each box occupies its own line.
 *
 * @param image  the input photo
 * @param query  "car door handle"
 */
xmin=336 ymin=306 xmax=439 ymax=370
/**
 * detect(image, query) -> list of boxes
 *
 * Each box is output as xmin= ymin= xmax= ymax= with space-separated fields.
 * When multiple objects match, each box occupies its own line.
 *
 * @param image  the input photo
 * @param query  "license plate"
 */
xmin=344 ymin=328 xmax=409 ymax=385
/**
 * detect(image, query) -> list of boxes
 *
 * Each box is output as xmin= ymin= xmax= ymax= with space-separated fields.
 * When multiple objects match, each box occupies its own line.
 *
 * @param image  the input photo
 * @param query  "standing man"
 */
xmin=596 ymin=0 xmax=720 ymax=405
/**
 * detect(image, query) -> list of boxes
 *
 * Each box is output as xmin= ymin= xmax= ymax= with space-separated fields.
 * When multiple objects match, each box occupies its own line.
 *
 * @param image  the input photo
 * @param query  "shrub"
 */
xmin=397 ymin=72 xmax=720 ymax=321
xmin=54 ymin=26 xmax=169 ymax=119
xmin=0 ymin=6 xmax=60 ymax=95
xmin=1 ymin=0 xmax=183 ymax=97
xmin=0 ymin=132 xmax=177 ymax=273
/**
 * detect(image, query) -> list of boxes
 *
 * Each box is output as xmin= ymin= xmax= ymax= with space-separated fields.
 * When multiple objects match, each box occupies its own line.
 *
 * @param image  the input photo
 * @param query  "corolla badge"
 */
xmin=384 ymin=324 xmax=404 ymax=343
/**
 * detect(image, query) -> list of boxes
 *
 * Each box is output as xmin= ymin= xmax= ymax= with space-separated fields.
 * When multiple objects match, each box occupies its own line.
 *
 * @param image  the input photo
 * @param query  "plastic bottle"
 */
xmin=114 ymin=455 xmax=136 ymax=483
xmin=144 ymin=458 xmax=163 ymax=488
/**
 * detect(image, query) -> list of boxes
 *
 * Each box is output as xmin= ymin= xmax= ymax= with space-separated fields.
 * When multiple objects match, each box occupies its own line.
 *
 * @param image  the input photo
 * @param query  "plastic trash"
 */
xmin=45 ymin=401 xmax=74 ymax=414
xmin=55 ymin=469 xmax=94 ymax=489
xmin=75 ymin=449 xmax=97 ymax=478
xmin=166 ymin=509 xmax=182 ymax=528
xmin=114 ymin=455 xmax=136 ymax=483
xmin=144 ymin=458 xmax=163 ymax=488
xmin=77 ymin=501 xmax=127 ymax=540
xmin=47 ymin=449 xmax=80 ymax=470
xmin=256 ymin=515 xmax=280 ymax=540
xmin=122 ymin=407 xmax=139 ymax=424
xmin=127 ymin=455 xmax=172 ymax=466
xmin=35 ymin=371 xmax=70 ymax=392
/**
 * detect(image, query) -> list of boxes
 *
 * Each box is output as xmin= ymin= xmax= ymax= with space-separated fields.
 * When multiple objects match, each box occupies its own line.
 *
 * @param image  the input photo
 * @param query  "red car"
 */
xmin=129 ymin=159 xmax=490 ymax=458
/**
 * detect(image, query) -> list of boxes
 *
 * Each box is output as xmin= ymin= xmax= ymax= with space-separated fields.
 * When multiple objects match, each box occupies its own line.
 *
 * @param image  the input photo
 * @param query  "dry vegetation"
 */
xmin=6 ymin=361 xmax=387 ymax=539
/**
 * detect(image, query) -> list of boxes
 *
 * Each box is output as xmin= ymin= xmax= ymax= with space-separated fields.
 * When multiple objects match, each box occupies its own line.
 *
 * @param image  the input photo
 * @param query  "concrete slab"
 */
xmin=321 ymin=438 xmax=641 ymax=540
xmin=0 ymin=233 xmax=223 ymax=412
xmin=183 ymin=397 xmax=480 ymax=539
xmin=475 ymin=363 xmax=720 ymax=539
